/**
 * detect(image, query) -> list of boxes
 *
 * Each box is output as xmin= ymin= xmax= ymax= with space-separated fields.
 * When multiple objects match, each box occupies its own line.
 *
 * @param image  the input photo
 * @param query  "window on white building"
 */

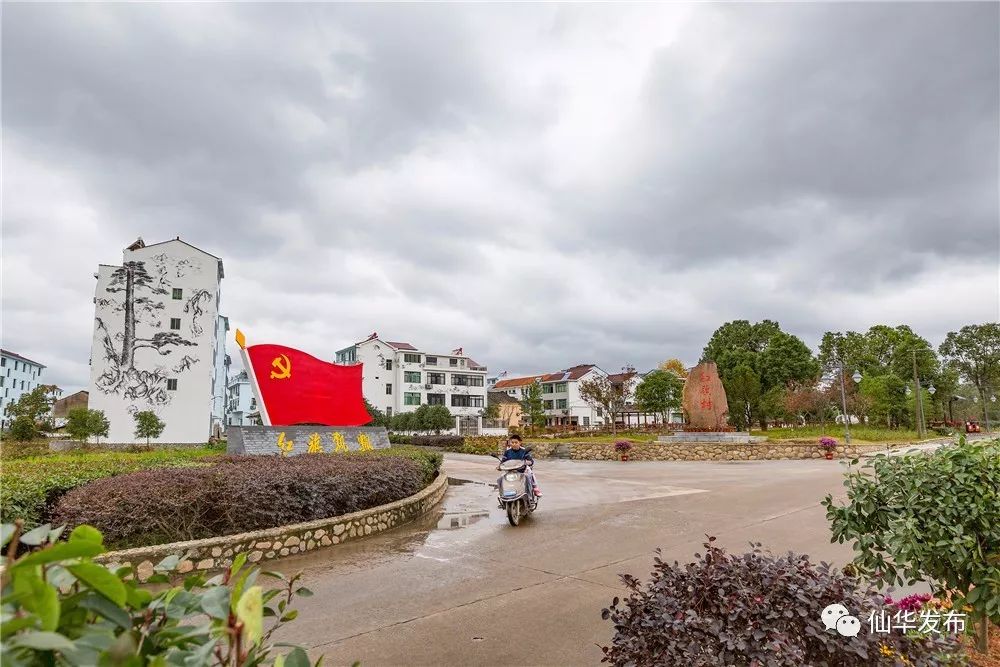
xmin=449 ymin=358 xmax=458 ymax=367
xmin=542 ymin=384 xmax=553 ymax=394
xmin=167 ymin=379 xmax=178 ymax=391
xmin=556 ymin=399 xmax=568 ymax=409
xmin=427 ymin=393 xmax=445 ymax=405
xmin=172 ymin=288 xmax=183 ymax=300
xmin=451 ymin=395 xmax=483 ymax=408
xmin=428 ymin=372 xmax=446 ymax=385
xmin=426 ymin=356 xmax=437 ymax=365
xmin=385 ymin=384 xmax=392 ymax=395
xmin=170 ymin=318 xmax=181 ymax=330
xmin=385 ymin=360 xmax=393 ymax=370
xmin=543 ymin=400 xmax=553 ymax=409
xmin=404 ymin=371 xmax=421 ymax=383
xmin=554 ymin=382 xmax=568 ymax=392
xmin=452 ymin=374 xmax=483 ymax=387
xmin=404 ymin=392 xmax=421 ymax=405
xmin=404 ymin=353 xmax=421 ymax=363
xmin=583 ymin=416 xmax=590 ymax=426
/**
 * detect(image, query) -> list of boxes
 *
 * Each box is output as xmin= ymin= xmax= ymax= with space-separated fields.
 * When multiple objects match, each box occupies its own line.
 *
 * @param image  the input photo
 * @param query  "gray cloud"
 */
xmin=2 ymin=2 xmax=997 ymax=391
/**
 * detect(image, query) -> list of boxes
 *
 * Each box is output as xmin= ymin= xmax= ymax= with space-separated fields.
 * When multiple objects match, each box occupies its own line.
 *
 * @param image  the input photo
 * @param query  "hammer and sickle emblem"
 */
xmin=270 ymin=354 xmax=291 ymax=380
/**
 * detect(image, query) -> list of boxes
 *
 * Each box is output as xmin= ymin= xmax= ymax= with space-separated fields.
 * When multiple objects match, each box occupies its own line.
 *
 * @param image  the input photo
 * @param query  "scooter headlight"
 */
xmin=504 ymin=473 xmax=520 ymax=482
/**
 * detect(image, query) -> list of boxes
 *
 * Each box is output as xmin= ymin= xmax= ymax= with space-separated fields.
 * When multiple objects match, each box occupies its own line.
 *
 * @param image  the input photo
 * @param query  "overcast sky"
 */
xmin=3 ymin=2 xmax=998 ymax=392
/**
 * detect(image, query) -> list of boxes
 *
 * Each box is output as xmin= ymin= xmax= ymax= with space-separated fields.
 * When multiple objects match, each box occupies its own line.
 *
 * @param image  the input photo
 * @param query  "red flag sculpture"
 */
xmin=236 ymin=330 xmax=371 ymax=427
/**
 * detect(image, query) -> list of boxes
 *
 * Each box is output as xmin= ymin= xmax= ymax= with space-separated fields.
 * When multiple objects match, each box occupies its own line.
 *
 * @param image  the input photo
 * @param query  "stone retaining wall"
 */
xmin=97 ymin=471 xmax=449 ymax=582
xmin=529 ymin=441 xmax=892 ymax=461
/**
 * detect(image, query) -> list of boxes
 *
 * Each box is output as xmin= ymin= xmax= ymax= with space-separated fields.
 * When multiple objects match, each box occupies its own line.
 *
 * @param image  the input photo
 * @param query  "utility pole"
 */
xmin=839 ymin=358 xmax=851 ymax=445
xmin=912 ymin=349 xmax=925 ymax=439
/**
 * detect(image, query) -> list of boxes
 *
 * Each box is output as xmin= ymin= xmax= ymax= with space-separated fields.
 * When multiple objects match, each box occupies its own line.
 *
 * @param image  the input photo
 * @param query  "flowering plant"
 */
xmin=884 ymin=593 xmax=934 ymax=613
xmin=819 ymin=436 xmax=838 ymax=451
xmin=614 ymin=440 xmax=633 ymax=452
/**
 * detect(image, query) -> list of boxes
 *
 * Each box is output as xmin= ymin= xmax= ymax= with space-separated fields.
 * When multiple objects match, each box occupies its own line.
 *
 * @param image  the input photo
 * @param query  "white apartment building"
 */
xmin=0 ymin=350 xmax=47 ymax=428
xmin=494 ymin=364 xmax=609 ymax=427
xmin=88 ymin=237 xmax=227 ymax=443
xmin=494 ymin=365 xmax=683 ymax=427
xmin=335 ymin=335 xmax=488 ymax=422
xmin=226 ymin=369 xmax=257 ymax=426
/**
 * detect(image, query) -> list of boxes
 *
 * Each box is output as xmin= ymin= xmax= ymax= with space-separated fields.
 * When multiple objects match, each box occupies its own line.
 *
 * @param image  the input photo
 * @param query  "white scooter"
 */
xmin=491 ymin=449 xmax=538 ymax=526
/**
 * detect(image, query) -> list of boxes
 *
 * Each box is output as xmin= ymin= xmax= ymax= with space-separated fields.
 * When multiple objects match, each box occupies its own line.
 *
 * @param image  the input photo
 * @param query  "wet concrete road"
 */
xmin=270 ymin=453 xmax=862 ymax=666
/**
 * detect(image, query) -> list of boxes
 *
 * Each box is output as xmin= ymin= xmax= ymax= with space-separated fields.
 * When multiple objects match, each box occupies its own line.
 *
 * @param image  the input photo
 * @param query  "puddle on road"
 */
xmin=268 ymin=475 xmax=508 ymax=578
xmin=437 ymin=510 xmax=490 ymax=530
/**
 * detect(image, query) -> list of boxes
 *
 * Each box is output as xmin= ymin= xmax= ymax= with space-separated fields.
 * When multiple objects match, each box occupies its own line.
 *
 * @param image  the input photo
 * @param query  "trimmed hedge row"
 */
xmin=388 ymin=434 xmax=507 ymax=456
xmin=1 ymin=445 xmax=441 ymax=535
xmin=51 ymin=450 xmax=442 ymax=549
xmin=0 ymin=448 xmax=217 ymax=529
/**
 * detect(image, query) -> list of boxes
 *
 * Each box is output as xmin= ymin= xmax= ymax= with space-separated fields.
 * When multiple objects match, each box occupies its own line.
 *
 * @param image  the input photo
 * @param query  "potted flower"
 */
xmin=819 ymin=436 xmax=838 ymax=460
xmin=614 ymin=440 xmax=633 ymax=461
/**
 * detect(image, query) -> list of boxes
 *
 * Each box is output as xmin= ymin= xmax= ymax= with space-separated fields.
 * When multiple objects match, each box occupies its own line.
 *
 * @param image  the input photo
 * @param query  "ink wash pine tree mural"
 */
xmin=95 ymin=259 xmax=198 ymax=406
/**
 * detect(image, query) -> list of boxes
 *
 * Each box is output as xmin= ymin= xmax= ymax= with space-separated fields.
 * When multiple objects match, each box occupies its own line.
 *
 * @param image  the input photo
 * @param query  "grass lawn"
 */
xmin=751 ymin=424 xmax=929 ymax=443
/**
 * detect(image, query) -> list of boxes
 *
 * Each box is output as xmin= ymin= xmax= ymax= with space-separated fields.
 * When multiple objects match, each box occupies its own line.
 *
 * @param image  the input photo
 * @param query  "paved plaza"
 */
xmin=272 ymin=453 xmax=875 ymax=666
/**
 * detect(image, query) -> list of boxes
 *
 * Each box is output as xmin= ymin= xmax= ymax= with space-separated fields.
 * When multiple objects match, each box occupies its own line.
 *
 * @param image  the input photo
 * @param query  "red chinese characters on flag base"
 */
xmin=237 ymin=330 xmax=371 ymax=427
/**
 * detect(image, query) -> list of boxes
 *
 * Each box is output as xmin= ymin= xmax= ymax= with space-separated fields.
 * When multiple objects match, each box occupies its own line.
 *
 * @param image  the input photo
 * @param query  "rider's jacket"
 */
xmin=500 ymin=447 xmax=533 ymax=463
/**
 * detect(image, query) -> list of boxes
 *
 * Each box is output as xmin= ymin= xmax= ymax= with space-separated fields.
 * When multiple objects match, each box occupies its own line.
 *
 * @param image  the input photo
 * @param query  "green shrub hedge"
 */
xmin=460 ymin=436 xmax=506 ymax=456
xmin=51 ymin=450 xmax=440 ymax=549
xmin=0 ymin=448 xmax=217 ymax=529
xmin=351 ymin=445 xmax=442 ymax=485
xmin=1 ymin=445 xmax=441 ymax=535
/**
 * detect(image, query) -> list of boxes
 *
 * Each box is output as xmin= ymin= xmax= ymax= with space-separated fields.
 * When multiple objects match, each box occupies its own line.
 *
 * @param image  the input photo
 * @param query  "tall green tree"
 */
xmin=133 ymin=410 xmax=165 ymax=445
xmin=759 ymin=331 xmax=820 ymax=390
xmin=424 ymin=405 xmax=454 ymax=433
xmin=820 ymin=325 xmax=938 ymax=380
xmin=702 ymin=320 xmax=818 ymax=429
xmin=3 ymin=385 xmax=56 ymax=426
xmin=858 ymin=374 xmax=907 ymax=428
xmin=520 ymin=382 xmax=546 ymax=433
xmin=634 ymin=370 xmax=683 ymax=424
xmin=939 ymin=323 xmax=1000 ymax=422
xmin=723 ymin=365 xmax=761 ymax=430
xmin=66 ymin=408 xmax=110 ymax=444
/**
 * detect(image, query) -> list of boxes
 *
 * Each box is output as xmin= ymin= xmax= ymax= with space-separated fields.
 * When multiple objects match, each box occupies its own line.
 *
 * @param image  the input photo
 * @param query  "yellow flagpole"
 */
xmin=235 ymin=328 xmax=272 ymax=426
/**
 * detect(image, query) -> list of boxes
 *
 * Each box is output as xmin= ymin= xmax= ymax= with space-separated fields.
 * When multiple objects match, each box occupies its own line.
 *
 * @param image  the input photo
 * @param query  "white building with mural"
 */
xmin=335 ymin=335 xmax=488 ymax=430
xmin=87 ymin=237 xmax=227 ymax=443
xmin=1 ymin=349 xmax=47 ymax=428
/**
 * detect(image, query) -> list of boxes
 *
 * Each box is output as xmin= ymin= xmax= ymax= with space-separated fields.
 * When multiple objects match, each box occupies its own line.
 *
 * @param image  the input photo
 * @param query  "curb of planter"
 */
xmin=96 ymin=471 xmax=450 ymax=581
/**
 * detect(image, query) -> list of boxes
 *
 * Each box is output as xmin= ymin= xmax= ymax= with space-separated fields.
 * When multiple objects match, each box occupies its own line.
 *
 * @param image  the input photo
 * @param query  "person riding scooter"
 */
xmin=500 ymin=434 xmax=541 ymax=497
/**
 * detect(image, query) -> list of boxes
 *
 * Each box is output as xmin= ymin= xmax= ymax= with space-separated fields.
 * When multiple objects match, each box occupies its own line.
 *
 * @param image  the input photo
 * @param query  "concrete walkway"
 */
xmin=269 ymin=453 xmax=878 ymax=666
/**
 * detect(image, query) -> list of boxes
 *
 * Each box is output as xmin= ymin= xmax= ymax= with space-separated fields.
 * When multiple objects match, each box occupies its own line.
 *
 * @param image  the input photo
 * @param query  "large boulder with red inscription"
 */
xmin=681 ymin=362 xmax=729 ymax=429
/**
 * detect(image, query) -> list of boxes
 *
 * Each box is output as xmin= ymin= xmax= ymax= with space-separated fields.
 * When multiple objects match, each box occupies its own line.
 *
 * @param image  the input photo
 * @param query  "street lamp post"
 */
xmin=911 ymin=349 xmax=925 ymax=439
xmin=837 ymin=358 xmax=861 ymax=445
xmin=838 ymin=359 xmax=851 ymax=445
xmin=983 ymin=394 xmax=997 ymax=433
xmin=928 ymin=385 xmax=936 ymax=426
